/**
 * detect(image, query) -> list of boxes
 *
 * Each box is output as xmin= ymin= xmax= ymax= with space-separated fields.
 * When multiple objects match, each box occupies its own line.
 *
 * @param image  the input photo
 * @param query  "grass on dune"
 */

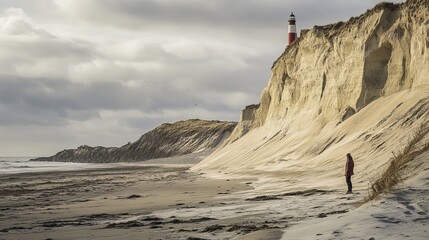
xmin=366 ymin=123 xmax=429 ymax=201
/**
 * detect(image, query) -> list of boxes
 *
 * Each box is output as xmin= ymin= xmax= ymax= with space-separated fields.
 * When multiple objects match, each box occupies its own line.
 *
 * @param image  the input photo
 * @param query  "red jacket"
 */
xmin=345 ymin=157 xmax=354 ymax=176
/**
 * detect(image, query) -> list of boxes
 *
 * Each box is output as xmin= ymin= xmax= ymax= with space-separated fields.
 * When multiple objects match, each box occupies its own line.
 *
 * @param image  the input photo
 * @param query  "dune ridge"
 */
xmin=32 ymin=119 xmax=236 ymax=163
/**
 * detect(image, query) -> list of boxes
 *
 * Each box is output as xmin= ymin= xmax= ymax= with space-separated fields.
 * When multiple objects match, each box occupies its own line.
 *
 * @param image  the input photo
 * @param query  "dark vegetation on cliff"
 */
xmin=32 ymin=119 xmax=237 ymax=163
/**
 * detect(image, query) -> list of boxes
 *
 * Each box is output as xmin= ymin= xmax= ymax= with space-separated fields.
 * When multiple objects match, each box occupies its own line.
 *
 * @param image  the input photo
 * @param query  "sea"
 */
xmin=0 ymin=156 xmax=102 ymax=175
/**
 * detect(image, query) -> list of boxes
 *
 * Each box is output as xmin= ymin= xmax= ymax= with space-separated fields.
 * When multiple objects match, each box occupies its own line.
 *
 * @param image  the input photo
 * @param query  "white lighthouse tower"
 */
xmin=288 ymin=12 xmax=297 ymax=46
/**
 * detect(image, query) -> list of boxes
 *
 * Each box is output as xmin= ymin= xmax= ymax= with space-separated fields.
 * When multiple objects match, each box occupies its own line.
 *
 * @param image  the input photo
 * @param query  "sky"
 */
xmin=0 ymin=0 xmax=405 ymax=157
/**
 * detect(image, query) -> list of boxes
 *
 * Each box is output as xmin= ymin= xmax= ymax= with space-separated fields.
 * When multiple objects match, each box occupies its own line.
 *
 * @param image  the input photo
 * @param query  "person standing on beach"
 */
xmin=345 ymin=153 xmax=354 ymax=194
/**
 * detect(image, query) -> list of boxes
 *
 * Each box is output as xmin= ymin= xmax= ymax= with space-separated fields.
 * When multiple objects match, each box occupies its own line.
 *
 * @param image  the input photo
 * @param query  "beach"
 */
xmin=0 ymin=161 xmax=363 ymax=240
xmin=1 ymin=156 xmax=428 ymax=240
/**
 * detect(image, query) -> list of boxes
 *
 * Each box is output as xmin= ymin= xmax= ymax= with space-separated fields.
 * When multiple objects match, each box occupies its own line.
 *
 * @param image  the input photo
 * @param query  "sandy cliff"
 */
xmin=33 ymin=119 xmax=236 ymax=163
xmin=193 ymin=0 xmax=429 ymax=191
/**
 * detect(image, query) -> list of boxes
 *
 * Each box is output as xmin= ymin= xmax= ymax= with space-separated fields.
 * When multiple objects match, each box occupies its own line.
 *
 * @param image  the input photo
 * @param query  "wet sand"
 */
xmin=0 ymin=164 xmax=361 ymax=240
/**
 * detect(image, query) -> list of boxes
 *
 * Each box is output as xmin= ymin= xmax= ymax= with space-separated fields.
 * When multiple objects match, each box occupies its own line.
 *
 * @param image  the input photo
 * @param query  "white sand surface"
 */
xmin=188 ymin=88 xmax=429 ymax=240
xmin=1 ymin=137 xmax=427 ymax=240
xmin=0 ymin=162 xmax=363 ymax=240
xmin=281 ymin=152 xmax=429 ymax=240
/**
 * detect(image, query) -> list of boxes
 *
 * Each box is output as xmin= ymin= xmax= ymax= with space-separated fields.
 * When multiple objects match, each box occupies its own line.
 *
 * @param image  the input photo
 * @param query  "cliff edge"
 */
xmin=192 ymin=0 xmax=429 ymax=191
xmin=32 ymin=119 xmax=236 ymax=163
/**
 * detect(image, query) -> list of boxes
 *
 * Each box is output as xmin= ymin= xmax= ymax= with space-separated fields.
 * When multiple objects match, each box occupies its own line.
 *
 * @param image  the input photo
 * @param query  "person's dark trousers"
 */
xmin=346 ymin=176 xmax=352 ymax=193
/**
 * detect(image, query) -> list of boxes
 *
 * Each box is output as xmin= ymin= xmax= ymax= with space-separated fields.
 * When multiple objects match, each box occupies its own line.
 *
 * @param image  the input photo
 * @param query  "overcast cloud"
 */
xmin=0 ymin=0 xmax=405 ymax=156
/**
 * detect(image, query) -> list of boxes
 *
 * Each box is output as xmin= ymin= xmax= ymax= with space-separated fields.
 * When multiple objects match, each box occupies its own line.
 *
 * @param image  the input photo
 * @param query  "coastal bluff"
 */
xmin=193 ymin=0 xmax=429 ymax=188
xmin=32 ymin=119 xmax=236 ymax=163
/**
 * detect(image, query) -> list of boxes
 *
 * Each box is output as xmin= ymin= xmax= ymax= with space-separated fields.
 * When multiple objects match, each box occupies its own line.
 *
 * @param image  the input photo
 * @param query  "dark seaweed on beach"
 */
xmin=105 ymin=221 xmax=145 ymax=229
xmin=279 ymin=189 xmax=333 ymax=196
xmin=187 ymin=237 xmax=209 ymax=240
xmin=126 ymin=194 xmax=142 ymax=199
xmin=169 ymin=217 xmax=216 ymax=224
xmin=142 ymin=216 xmax=163 ymax=221
xmin=202 ymin=224 xmax=226 ymax=232
xmin=246 ymin=189 xmax=334 ymax=201
xmin=227 ymin=224 xmax=275 ymax=233
xmin=0 ymin=226 xmax=32 ymax=233
xmin=245 ymin=195 xmax=282 ymax=201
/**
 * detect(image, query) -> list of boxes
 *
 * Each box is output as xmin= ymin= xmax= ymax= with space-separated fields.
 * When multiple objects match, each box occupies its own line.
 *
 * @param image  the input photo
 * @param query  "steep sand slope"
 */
xmin=195 ymin=89 xmax=429 ymax=192
xmin=192 ymin=0 xmax=429 ymax=193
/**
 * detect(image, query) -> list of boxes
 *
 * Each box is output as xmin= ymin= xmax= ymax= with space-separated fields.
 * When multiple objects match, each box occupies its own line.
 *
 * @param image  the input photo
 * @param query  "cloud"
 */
xmin=0 ymin=1 xmax=406 ymax=156
xmin=0 ymin=8 xmax=95 ymax=81
xmin=0 ymin=8 xmax=51 ymax=36
xmin=49 ymin=0 xmax=405 ymax=37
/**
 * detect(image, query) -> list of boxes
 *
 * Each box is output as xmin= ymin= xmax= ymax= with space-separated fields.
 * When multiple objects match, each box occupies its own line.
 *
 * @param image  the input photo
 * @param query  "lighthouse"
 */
xmin=288 ymin=12 xmax=297 ymax=46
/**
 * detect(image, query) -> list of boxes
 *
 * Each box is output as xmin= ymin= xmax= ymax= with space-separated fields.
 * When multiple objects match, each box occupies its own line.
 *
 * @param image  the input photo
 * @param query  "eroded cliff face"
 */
xmin=33 ymin=119 xmax=236 ymax=163
xmin=229 ymin=0 xmax=428 ymax=142
xmin=193 ymin=0 xmax=429 ymax=190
